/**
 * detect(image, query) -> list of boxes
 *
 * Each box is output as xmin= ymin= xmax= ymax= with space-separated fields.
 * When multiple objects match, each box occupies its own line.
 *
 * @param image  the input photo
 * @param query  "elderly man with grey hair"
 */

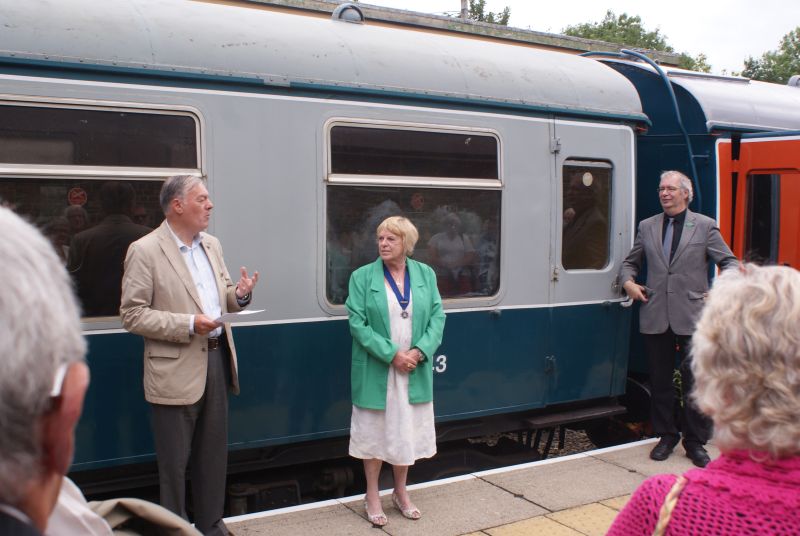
xmin=620 ymin=170 xmax=738 ymax=468
xmin=0 ymin=206 xmax=89 ymax=535
xmin=120 ymin=175 xmax=259 ymax=536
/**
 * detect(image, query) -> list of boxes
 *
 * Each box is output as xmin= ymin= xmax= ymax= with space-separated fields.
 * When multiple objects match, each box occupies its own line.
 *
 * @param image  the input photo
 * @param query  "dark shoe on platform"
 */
xmin=650 ymin=438 xmax=678 ymax=461
xmin=685 ymin=444 xmax=711 ymax=468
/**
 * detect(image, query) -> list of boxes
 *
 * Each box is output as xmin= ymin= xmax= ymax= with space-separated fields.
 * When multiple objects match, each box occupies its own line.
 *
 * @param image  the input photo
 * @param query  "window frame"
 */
xmin=321 ymin=118 xmax=504 ymax=312
xmin=0 ymin=96 xmax=204 ymax=329
xmin=0 ymin=96 xmax=204 ymax=179
xmin=325 ymin=118 xmax=503 ymax=189
xmin=559 ymin=158 xmax=613 ymax=272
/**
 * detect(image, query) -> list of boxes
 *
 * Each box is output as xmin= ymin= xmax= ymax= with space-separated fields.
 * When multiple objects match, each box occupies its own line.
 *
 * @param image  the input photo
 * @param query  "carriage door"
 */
xmin=546 ymin=119 xmax=635 ymax=401
xmin=717 ymin=135 xmax=800 ymax=269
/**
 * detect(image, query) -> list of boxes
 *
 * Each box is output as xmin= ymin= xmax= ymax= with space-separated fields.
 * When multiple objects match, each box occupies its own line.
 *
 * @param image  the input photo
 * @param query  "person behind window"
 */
xmin=607 ymin=264 xmax=800 ymax=535
xmin=562 ymin=171 xmax=608 ymax=270
xmin=42 ymin=216 xmax=71 ymax=264
xmin=346 ymin=216 xmax=445 ymax=527
xmin=427 ymin=212 xmax=477 ymax=296
xmin=67 ymin=181 xmax=151 ymax=317
xmin=63 ymin=205 xmax=88 ymax=238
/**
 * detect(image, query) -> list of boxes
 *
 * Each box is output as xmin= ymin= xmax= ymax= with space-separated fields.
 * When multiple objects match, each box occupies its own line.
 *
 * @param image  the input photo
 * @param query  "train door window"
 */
xmin=561 ymin=161 xmax=611 ymax=270
xmin=744 ymin=174 xmax=779 ymax=263
xmin=0 ymin=102 xmax=201 ymax=318
xmin=745 ymin=172 xmax=800 ymax=267
xmin=0 ymin=104 xmax=198 ymax=168
xmin=326 ymin=123 xmax=501 ymax=303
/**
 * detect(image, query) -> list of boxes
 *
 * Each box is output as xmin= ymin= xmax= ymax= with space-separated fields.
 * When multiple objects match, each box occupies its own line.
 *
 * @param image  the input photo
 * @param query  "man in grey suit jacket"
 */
xmin=620 ymin=170 xmax=738 ymax=467
xmin=120 ymin=175 xmax=259 ymax=535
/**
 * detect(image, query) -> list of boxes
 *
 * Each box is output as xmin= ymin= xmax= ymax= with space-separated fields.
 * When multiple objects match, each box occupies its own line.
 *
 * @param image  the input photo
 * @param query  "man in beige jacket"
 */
xmin=121 ymin=175 xmax=259 ymax=536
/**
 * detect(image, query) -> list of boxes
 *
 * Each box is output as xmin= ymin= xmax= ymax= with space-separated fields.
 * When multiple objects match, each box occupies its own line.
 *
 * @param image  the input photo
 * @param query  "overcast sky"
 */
xmin=363 ymin=1 xmax=799 ymax=75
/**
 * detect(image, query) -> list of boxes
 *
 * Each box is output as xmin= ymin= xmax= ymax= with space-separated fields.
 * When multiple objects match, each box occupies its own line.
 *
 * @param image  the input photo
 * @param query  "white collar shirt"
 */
xmin=166 ymin=222 xmax=222 ymax=338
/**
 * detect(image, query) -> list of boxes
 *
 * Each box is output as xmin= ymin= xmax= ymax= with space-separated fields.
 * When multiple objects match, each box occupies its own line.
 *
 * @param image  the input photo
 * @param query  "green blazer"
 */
xmin=346 ymin=257 xmax=446 ymax=410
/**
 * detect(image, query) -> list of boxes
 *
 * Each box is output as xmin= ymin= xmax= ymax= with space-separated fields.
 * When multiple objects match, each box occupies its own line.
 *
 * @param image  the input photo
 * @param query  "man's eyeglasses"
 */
xmin=657 ymin=186 xmax=681 ymax=193
xmin=48 ymin=362 xmax=69 ymax=407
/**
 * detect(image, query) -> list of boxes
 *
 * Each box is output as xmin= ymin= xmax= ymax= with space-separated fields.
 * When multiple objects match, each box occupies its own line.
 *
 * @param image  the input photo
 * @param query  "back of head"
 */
xmin=0 ymin=207 xmax=86 ymax=504
xmin=100 ymin=181 xmax=136 ymax=216
xmin=691 ymin=264 xmax=800 ymax=458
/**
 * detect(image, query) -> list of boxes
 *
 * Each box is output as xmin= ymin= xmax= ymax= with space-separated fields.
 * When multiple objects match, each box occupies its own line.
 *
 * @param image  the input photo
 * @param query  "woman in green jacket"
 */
xmin=345 ymin=216 xmax=446 ymax=527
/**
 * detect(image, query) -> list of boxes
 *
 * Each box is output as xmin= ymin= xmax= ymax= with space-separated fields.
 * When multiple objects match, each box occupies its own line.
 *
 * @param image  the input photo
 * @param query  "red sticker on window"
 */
xmin=68 ymin=187 xmax=87 ymax=206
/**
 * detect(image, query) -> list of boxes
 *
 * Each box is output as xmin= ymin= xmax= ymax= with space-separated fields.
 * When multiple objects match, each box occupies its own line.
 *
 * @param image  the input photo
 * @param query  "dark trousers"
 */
xmin=151 ymin=344 xmax=231 ymax=536
xmin=643 ymin=328 xmax=711 ymax=446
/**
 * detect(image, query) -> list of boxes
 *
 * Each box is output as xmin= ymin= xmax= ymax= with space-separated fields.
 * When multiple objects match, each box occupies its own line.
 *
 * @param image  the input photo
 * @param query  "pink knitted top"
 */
xmin=606 ymin=450 xmax=800 ymax=535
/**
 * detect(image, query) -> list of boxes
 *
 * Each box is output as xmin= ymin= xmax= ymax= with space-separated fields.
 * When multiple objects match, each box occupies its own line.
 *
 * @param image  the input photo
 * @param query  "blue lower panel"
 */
xmin=73 ymin=303 xmax=631 ymax=470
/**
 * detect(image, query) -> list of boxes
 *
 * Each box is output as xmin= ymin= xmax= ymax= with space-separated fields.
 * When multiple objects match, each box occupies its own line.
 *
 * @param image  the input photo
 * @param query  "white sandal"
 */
xmin=364 ymin=500 xmax=388 ymax=526
xmin=392 ymin=493 xmax=421 ymax=520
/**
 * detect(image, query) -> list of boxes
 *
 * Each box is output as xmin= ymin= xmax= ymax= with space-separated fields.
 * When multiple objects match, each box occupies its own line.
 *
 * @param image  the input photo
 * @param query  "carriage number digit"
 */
xmin=434 ymin=354 xmax=447 ymax=373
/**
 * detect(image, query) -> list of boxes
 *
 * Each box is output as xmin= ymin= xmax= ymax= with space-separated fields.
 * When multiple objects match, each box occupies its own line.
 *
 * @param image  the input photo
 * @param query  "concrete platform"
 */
xmin=226 ymin=438 xmax=719 ymax=536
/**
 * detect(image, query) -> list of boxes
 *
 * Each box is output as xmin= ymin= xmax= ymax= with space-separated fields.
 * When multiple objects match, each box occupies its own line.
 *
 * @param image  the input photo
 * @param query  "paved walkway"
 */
xmin=227 ymin=438 xmax=718 ymax=535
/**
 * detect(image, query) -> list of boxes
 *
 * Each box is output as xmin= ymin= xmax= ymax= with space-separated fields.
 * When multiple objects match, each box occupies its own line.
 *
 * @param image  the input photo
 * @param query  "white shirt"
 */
xmin=165 ymin=222 xmax=222 ymax=338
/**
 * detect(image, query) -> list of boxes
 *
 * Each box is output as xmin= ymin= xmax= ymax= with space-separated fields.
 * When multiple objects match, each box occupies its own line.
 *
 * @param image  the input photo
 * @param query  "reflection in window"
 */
xmin=330 ymin=126 xmax=498 ymax=179
xmin=0 ymin=177 xmax=164 ymax=317
xmin=561 ymin=162 xmax=611 ymax=270
xmin=0 ymin=104 xmax=197 ymax=168
xmin=326 ymin=186 xmax=501 ymax=303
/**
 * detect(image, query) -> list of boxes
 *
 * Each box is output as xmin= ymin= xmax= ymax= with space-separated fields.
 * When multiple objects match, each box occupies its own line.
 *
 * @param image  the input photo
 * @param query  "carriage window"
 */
xmin=0 ymin=104 xmax=197 ymax=168
xmin=0 ymin=177 xmax=165 ymax=317
xmin=561 ymin=161 xmax=611 ymax=270
xmin=326 ymin=186 xmax=501 ymax=303
xmin=744 ymin=174 xmax=779 ymax=264
xmin=330 ymin=126 xmax=498 ymax=179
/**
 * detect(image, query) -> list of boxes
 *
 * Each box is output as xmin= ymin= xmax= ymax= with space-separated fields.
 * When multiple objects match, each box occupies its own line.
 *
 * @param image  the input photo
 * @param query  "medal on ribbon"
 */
xmin=383 ymin=263 xmax=411 ymax=318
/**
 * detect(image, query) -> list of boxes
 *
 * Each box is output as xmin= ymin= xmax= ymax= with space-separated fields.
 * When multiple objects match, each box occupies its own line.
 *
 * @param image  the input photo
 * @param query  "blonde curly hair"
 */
xmin=691 ymin=264 xmax=800 ymax=459
xmin=376 ymin=216 xmax=419 ymax=256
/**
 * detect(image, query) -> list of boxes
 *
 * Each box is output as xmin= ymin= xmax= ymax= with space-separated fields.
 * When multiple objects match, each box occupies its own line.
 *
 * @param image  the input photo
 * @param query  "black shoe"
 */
xmin=685 ymin=444 xmax=710 ymax=468
xmin=650 ymin=438 xmax=678 ymax=461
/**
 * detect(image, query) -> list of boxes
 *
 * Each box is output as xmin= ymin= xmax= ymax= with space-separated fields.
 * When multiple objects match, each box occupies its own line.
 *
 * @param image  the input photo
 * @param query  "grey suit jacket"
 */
xmin=620 ymin=209 xmax=738 ymax=335
xmin=120 ymin=221 xmax=245 ymax=405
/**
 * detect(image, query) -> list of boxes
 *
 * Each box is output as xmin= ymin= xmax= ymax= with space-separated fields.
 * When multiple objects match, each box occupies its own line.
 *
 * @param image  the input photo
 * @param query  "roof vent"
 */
xmin=332 ymin=3 xmax=364 ymax=24
xmin=789 ymin=75 xmax=800 ymax=88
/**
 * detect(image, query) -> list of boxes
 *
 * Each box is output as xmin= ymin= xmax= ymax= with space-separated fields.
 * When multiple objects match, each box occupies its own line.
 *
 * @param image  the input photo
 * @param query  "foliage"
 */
xmin=740 ymin=27 xmax=800 ymax=83
xmin=679 ymin=53 xmax=711 ymax=73
xmin=468 ymin=0 xmax=510 ymax=26
xmin=563 ymin=10 xmax=711 ymax=73
xmin=563 ymin=10 xmax=672 ymax=51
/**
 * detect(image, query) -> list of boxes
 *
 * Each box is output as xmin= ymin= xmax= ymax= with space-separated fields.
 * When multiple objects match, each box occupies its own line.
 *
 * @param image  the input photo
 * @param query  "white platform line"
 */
xmin=224 ymin=438 xmax=659 ymax=524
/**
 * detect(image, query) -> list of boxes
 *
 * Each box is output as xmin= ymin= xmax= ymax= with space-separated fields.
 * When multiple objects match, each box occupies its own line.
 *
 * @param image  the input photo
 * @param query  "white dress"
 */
xmin=348 ymin=285 xmax=437 ymax=466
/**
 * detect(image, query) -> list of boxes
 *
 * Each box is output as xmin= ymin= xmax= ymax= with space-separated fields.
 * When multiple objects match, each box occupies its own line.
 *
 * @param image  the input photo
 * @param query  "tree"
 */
xmin=740 ymin=27 xmax=800 ymax=83
xmin=467 ymin=0 xmax=510 ymax=26
xmin=679 ymin=53 xmax=711 ymax=73
xmin=563 ymin=10 xmax=670 ymax=51
xmin=563 ymin=10 xmax=710 ymax=73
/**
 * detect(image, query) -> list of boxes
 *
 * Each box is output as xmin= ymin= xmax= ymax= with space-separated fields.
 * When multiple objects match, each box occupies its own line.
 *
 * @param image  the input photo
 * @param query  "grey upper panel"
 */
xmin=606 ymin=60 xmax=800 ymax=132
xmin=0 ymin=0 xmax=644 ymax=121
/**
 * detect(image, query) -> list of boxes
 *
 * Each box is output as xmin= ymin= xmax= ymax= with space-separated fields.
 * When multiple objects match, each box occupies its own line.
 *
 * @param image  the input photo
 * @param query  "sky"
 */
xmin=362 ymin=1 xmax=799 ymax=75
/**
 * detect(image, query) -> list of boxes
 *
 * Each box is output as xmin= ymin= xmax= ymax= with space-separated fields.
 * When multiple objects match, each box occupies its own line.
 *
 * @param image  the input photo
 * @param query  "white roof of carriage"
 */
xmin=0 ymin=0 xmax=645 ymax=121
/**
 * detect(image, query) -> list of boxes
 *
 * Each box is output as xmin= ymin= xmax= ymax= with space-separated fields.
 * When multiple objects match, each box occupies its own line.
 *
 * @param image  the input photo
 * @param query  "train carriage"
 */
xmin=1 ymin=0 xmax=798 ymax=507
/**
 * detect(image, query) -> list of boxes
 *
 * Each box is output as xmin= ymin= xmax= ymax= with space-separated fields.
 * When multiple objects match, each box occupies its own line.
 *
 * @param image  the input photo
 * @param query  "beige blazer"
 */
xmin=120 ymin=221 xmax=244 ymax=405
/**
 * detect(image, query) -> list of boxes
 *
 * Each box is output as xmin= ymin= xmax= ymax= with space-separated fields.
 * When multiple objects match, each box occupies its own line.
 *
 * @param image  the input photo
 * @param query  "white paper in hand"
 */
xmin=215 ymin=309 xmax=265 ymax=323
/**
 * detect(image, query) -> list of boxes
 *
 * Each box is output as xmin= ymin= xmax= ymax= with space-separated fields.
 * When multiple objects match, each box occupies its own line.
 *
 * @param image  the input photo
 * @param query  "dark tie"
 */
xmin=663 ymin=217 xmax=674 ymax=262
